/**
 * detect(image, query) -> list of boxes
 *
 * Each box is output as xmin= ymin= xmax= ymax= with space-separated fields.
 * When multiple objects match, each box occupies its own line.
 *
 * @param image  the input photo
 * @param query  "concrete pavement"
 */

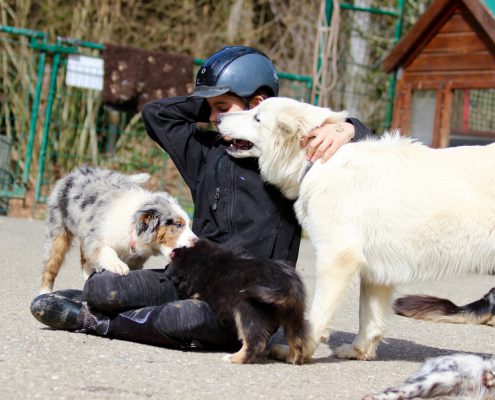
xmin=0 ymin=215 xmax=494 ymax=399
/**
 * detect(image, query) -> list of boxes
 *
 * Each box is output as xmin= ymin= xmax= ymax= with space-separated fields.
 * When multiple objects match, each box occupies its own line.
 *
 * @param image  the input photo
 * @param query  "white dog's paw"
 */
xmin=334 ymin=344 xmax=358 ymax=359
xmin=334 ymin=344 xmax=375 ymax=361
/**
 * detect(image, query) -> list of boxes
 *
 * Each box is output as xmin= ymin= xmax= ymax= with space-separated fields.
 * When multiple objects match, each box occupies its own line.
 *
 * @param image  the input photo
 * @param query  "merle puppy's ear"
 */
xmin=134 ymin=208 xmax=160 ymax=235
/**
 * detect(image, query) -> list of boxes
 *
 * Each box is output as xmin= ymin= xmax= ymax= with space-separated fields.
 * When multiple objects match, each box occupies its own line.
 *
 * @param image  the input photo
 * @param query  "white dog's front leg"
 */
xmin=335 ymin=282 xmax=394 ymax=360
xmin=95 ymin=246 xmax=130 ymax=276
xmin=308 ymin=249 xmax=364 ymax=357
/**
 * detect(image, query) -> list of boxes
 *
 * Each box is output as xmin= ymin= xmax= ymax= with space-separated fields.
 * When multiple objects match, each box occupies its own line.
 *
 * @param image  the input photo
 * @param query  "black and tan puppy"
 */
xmin=165 ymin=240 xmax=310 ymax=364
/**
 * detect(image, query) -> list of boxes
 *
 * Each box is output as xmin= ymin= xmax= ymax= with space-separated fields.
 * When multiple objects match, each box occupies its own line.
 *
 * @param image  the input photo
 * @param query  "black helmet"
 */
xmin=193 ymin=46 xmax=279 ymax=99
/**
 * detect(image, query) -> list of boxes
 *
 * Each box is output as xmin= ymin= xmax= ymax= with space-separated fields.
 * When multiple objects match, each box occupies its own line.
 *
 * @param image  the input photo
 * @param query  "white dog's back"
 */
xmin=297 ymin=134 xmax=495 ymax=285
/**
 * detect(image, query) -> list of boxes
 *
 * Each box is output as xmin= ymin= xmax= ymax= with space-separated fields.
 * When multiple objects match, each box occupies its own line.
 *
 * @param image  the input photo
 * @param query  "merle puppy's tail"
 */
xmin=394 ymin=287 xmax=495 ymax=326
xmin=128 ymin=172 xmax=150 ymax=185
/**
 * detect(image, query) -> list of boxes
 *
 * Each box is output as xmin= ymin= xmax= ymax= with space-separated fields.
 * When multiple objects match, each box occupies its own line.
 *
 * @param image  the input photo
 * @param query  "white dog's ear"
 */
xmin=276 ymin=106 xmax=305 ymax=136
xmin=276 ymin=104 xmax=348 ymax=139
xmin=276 ymin=117 xmax=296 ymax=136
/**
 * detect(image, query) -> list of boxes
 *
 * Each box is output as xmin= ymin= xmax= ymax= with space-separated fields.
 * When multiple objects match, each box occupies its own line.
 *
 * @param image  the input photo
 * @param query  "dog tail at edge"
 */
xmin=129 ymin=173 xmax=150 ymax=185
xmin=393 ymin=288 xmax=495 ymax=326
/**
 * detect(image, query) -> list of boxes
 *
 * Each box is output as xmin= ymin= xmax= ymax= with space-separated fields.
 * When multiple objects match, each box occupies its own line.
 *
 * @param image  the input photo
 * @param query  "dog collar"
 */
xmin=300 ymin=161 xmax=314 ymax=184
xmin=129 ymin=228 xmax=137 ymax=255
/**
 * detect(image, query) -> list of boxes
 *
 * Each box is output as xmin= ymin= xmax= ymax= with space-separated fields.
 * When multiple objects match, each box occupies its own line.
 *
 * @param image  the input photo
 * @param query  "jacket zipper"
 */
xmin=228 ymin=157 xmax=236 ymax=234
xmin=212 ymin=153 xmax=225 ymax=211
xmin=212 ymin=152 xmax=236 ymax=234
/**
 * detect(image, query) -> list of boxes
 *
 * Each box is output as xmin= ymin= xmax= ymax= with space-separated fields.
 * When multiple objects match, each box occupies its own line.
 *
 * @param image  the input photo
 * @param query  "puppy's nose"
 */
xmin=189 ymin=237 xmax=198 ymax=247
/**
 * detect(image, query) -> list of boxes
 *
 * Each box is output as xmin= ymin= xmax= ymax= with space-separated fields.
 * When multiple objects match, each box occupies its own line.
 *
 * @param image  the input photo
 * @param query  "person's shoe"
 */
xmin=30 ymin=292 xmax=83 ymax=330
xmin=30 ymin=292 xmax=110 ymax=334
xmin=52 ymin=289 xmax=85 ymax=302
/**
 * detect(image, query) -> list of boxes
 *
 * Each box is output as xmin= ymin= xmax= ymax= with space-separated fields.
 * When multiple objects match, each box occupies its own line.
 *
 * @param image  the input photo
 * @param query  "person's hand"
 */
xmin=300 ymin=122 xmax=355 ymax=163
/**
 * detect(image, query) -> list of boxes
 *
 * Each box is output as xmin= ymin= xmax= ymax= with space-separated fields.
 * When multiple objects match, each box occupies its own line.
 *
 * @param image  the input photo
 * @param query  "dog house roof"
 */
xmin=382 ymin=0 xmax=495 ymax=73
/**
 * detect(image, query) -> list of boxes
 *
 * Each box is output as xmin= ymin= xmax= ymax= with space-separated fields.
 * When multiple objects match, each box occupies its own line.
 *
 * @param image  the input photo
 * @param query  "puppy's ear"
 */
xmin=134 ymin=208 xmax=160 ymax=236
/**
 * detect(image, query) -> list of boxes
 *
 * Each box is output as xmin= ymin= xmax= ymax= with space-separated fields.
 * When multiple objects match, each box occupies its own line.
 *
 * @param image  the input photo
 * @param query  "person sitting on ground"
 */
xmin=30 ymin=46 xmax=373 ymax=350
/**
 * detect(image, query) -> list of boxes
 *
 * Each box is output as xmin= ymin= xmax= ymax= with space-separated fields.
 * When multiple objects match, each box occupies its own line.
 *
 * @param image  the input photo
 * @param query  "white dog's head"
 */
xmin=218 ymin=97 xmax=347 ymax=158
xmin=218 ymin=97 xmax=347 ymax=198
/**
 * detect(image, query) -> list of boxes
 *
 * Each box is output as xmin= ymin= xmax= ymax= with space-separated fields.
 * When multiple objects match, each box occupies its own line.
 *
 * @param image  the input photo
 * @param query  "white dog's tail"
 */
xmin=129 ymin=173 xmax=150 ymax=186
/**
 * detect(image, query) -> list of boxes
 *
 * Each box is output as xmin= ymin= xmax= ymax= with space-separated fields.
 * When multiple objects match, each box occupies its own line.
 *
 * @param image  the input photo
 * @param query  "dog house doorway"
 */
xmin=410 ymin=90 xmax=436 ymax=146
xmin=383 ymin=0 xmax=495 ymax=147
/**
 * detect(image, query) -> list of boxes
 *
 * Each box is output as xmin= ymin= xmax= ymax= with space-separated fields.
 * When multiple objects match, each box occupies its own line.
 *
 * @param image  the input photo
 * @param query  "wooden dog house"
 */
xmin=383 ymin=0 xmax=495 ymax=147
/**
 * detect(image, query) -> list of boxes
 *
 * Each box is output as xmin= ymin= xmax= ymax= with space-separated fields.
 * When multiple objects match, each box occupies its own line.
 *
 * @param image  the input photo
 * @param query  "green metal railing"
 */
xmin=0 ymin=26 xmax=47 ymax=200
xmin=339 ymin=0 xmax=405 ymax=128
xmin=315 ymin=0 xmax=405 ymax=130
xmin=0 ymin=26 xmax=314 ymax=215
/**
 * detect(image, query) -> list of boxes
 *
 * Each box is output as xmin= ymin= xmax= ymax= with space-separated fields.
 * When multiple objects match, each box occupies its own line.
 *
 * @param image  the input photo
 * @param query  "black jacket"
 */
xmin=141 ymin=96 xmax=372 ymax=264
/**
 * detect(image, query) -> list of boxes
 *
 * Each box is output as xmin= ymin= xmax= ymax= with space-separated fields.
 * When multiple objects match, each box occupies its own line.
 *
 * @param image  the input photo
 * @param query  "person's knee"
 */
xmin=84 ymin=269 xmax=178 ymax=312
xmin=153 ymin=300 xmax=214 ymax=337
xmin=83 ymin=271 xmax=126 ymax=311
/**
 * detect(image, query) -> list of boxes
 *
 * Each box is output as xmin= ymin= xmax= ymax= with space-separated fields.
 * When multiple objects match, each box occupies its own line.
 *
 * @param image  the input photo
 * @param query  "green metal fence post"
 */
xmin=35 ymin=50 xmax=61 ymax=202
xmin=314 ymin=0 xmax=333 ymax=105
xmin=384 ymin=0 xmax=405 ymax=129
xmin=22 ymin=36 xmax=47 ymax=185
xmin=313 ymin=1 xmax=402 ymax=107
xmin=0 ymin=25 xmax=48 ymax=194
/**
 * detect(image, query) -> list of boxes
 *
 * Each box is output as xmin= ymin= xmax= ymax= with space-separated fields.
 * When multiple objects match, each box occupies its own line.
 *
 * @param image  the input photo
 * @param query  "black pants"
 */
xmin=83 ymin=269 xmax=239 ymax=350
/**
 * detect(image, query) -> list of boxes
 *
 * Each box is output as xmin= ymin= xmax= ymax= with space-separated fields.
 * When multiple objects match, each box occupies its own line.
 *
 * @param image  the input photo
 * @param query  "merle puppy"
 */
xmin=364 ymin=353 xmax=495 ymax=400
xmin=165 ymin=240 xmax=310 ymax=364
xmin=39 ymin=166 xmax=196 ymax=294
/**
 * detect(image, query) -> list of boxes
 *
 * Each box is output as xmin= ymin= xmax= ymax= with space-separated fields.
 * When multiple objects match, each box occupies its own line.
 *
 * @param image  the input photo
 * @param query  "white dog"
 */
xmin=218 ymin=97 xmax=495 ymax=361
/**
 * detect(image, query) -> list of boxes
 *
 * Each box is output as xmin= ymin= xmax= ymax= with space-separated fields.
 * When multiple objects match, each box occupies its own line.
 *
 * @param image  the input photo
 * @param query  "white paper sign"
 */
xmin=65 ymin=54 xmax=104 ymax=91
